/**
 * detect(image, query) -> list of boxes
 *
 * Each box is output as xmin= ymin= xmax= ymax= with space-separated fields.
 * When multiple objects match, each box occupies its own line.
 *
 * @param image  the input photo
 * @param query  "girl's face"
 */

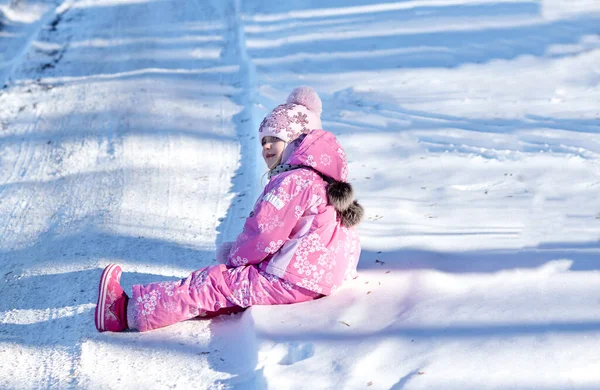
xmin=262 ymin=136 xmax=286 ymax=169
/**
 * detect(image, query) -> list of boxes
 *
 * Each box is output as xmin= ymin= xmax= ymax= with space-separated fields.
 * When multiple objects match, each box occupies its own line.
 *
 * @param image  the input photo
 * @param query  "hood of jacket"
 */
xmin=282 ymin=130 xmax=364 ymax=228
xmin=284 ymin=129 xmax=348 ymax=182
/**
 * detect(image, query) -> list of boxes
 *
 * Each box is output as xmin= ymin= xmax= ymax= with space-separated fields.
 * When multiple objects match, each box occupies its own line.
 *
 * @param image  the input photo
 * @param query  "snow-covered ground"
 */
xmin=1 ymin=0 xmax=599 ymax=388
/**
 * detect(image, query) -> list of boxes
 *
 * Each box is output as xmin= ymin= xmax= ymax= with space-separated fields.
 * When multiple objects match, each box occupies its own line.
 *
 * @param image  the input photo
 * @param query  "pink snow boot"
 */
xmin=95 ymin=264 xmax=129 ymax=332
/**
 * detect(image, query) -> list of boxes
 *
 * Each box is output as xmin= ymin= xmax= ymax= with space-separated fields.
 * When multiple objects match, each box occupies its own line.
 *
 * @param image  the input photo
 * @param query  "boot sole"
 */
xmin=95 ymin=263 xmax=120 ymax=332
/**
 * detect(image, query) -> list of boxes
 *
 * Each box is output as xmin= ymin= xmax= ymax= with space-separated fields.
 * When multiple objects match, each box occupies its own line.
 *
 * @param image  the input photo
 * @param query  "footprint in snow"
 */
xmin=278 ymin=342 xmax=315 ymax=366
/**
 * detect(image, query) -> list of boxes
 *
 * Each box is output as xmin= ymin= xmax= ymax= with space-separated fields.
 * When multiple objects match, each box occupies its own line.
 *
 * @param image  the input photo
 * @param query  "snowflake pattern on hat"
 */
xmin=259 ymin=101 xmax=321 ymax=143
xmin=259 ymin=104 xmax=296 ymax=136
xmin=293 ymin=111 xmax=308 ymax=127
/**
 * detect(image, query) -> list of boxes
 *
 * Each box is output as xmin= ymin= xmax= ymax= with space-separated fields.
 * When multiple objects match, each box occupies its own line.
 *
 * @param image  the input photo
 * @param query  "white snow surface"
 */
xmin=1 ymin=0 xmax=600 ymax=388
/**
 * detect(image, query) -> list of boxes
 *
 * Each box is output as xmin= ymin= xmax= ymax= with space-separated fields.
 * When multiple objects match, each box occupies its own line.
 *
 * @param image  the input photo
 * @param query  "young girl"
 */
xmin=95 ymin=86 xmax=363 ymax=332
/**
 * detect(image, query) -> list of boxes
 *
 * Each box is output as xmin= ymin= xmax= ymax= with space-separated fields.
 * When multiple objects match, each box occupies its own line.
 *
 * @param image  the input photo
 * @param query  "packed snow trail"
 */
xmin=1 ymin=0 xmax=600 ymax=389
xmin=1 ymin=0 xmax=260 ymax=387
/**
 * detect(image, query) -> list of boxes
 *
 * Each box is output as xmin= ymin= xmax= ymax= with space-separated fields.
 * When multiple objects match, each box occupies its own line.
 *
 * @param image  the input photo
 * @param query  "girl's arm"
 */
xmin=226 ymin=174 xmax=313 ymax=267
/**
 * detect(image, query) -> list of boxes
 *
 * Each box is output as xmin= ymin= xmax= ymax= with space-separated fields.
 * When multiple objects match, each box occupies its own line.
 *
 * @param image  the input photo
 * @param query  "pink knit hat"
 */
xmin=259 ymin=86 xmax=322 ymax=143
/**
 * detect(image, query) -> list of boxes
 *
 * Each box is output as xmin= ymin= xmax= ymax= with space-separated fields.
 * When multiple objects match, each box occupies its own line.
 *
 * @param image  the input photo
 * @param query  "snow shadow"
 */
xmin=0 ymin=3 xmax=51 ymax=86
xmin=214 ymin=0 xmax=264 ymax=251
xmin=207 ymin=310 xmax=268 ymax=389
xmin=242 ymin=1 xmax=600 ymax=72
xmin=324 ymin=88 xmax=600 ymax=138
xmin=257 ymin=319 xmax=600 ymax=343
xmin=4 ymin=0 xmax=233 ymax=84
xmin=0 ymin=219 xmax=215 ymax=362
xmin=0 ymin=227 xmax=214 ymax=311
xmin=358 ymin=241 xmax=600 ymax=274
xmin=0 ymin=108 xmax=237 ymax=148
xmin=0 ymin=267 xmax=182 ymax=343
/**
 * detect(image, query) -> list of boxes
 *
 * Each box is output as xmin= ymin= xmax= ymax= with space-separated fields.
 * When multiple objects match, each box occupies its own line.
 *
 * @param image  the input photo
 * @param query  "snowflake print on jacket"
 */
xmin=305 ymin=155 xmax=317 ymax=167
xmin=138 ymin=290 xmax=161 ymax=317
xmin=257 ymin=214 xmax=285 ymax=233
xmin=320 ymin=153 xmax=332 ymax=166
xmin=192 ymin=269 xmax=210 ymax=293
xmin=230 ymin=256 xmax=247 ymax=266
xmin=226 ymin=130 xmax=362 ymax=296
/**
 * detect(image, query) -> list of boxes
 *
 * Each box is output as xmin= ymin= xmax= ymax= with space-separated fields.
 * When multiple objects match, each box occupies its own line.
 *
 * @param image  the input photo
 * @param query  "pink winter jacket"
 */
xmin=226 ymin=130 xmax=362 ymax=295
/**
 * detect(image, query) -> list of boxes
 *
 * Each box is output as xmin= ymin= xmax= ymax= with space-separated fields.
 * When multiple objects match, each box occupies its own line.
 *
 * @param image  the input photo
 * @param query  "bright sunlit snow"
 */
xmin=1 ymin=0 xmax=599 ymax=389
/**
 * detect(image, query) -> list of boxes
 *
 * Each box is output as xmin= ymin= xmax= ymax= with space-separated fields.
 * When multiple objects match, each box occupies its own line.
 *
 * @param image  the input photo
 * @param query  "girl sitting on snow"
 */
xmin=95 ymin=86 xmax=363 ymax=332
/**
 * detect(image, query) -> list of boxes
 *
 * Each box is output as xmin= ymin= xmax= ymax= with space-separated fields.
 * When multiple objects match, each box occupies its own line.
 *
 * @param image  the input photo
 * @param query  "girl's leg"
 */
xmin=130 ymin=264 xmax=240 ymax=332
xmin=130 ymin=264 xmax=321 ymax=332
xmin=224 ymin=265 xmax=322 ymax=307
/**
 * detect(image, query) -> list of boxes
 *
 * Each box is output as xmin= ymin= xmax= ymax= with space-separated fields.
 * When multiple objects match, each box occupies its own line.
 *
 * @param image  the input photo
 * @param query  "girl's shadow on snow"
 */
xmin=359 ymin=241 xmax=600 ymax=274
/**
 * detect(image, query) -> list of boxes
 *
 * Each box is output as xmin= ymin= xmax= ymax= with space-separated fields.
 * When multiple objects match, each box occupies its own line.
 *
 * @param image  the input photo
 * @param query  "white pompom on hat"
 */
xmin=259 ymin=86 xmax=322 ymax=143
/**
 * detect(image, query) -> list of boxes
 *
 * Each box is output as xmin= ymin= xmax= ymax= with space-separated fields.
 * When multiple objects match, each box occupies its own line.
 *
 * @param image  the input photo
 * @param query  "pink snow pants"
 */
xmin=130 ymin=264 xmax=321 ymax=332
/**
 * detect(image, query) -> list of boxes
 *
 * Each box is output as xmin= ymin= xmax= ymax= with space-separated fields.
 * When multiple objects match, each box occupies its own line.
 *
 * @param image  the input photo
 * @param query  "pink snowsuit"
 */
xmin=130 ymin=130 xmax=361 ymax=332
